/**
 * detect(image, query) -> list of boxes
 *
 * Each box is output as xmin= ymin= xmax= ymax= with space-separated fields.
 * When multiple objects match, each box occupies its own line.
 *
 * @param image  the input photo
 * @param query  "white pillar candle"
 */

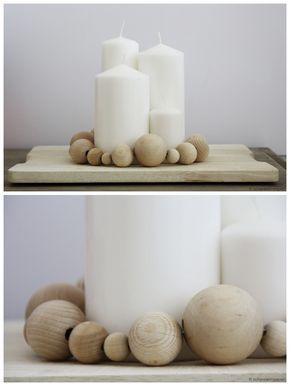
xmin=94 ymin=65 xmax=149 ymax=153
xmin=150 ymin=109 xmax=184 ymax=149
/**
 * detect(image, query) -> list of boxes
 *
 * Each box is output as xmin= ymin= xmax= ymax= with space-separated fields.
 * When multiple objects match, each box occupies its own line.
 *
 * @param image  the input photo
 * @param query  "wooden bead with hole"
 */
xmin=134 ymin=134 xmax=166 ymax=167
xmin=260 ymin=320 xmax=286 ymax=357
xmin=101 ymin=152 xmax=112 ymax=165
xmin=68 ymin=321 xmax=108 ymax=363
xmin=87 ymin=148 xmax=103 ymax=166
xmin=128 ymin=312 xmax=182 ymax=366
xmin=166 ymin=149 xmax=180 ymax=164
xmin=104 ymin=332 xmax=130 ymax=362
xmin=176 ymin=143 xmax=197 ymax=165
xmin=69 ymin=139 xmax=94 ymax=164
xmin=187 ymin=133 xmax=209 ymax=162
xmin=112 ymin=144 xmax=133 ymax=167
xmin=70 ymin=131 xmax=95 ymax=146
xmin=25 ymin=300 xmax=85 ymax=361
xmin=25 ymin=283 xmax=85 ymax=319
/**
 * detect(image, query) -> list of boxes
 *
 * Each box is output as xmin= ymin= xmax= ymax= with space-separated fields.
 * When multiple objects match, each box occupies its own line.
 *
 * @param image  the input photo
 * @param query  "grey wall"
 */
xmin=4 ymin=4 xmax=286 ymax=153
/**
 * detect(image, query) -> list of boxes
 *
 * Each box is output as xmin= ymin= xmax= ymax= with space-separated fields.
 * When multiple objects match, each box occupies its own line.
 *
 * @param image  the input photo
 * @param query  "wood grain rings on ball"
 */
xmin=87 ymin=148 xmax=103 ymax=166
xmin=260 ymin=320 xmax=286 ymax=357
xmin=134 ymin=134 xmax=166 ymax=167
xmin=69 ymin=139 xmax=94 ymax=164
xmin=104 ymin=332 xmax=130 ymax=362
xmin=25 ymin=300 xmax=85 ymax=361
xmin=112 ymin=144 xmax=133 ymax=167
xmin=70 ymin=131 xmax=95 ymax=146
xmin=187 ymin=133 xmax=209 ymax=162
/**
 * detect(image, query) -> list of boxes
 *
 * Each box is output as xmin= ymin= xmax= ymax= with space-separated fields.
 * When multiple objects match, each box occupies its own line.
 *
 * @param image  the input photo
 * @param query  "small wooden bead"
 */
xmin=70 ymin=131 xmax=95 ymax=146
xmin=69 ymin=321 xmax=108 ymax=364
xmin=25 ymin=283 xmax=85 ymax=319
xmin=176 ymin=143 xmax=197 ymax=165
xmin=87 ymin=148 xmax=103 ymax=166
xmin=69 ymin=139 xmax=94 ymax=164
xmin=101 ymin=152 xmax=112 ymax=165
xmin=166 ymin=149 xmax=180 ymax=164
xmin=187 ymin=133 xmax=209 ymax=162
xmin=26 ymin=300 xmax=85 ymax=361
xmin=112 ymin=144 xmax=133 ymax=167
xmin=76 ymin=278 xmax=85 ymax=291
xmin=128 ymin=312 xmax=182 ymax=366
xmin=104 ymin=332 xmax=130 ymax=362
xmin=260 ymin=320 xmax=286 ymax=357
xmin=134 ymin=134 xmax=166 ymax=167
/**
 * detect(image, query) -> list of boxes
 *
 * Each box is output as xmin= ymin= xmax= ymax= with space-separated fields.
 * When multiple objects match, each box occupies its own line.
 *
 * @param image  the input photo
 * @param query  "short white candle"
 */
xmin=94 ymin=64 xmax=149 ymax=153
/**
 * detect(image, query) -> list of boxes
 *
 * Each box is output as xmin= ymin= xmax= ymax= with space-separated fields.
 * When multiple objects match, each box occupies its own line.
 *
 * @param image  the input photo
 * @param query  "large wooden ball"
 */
xmin=69 ymin=139 xmax=94 ymax=164
xmin=128 ymin=312 xmax=182 ymax=366
xmin=104 ymin=332 xmax=130 ymax=362
xmin=69 ymin=321 xmax=108 ymax=364
xmin=260 ymin=320 xmax=286 ymax=357
xmin=134 ymin=134 xmax=166 ymax=167
xmin=70 ymin=131 xmax=95 ymax=146
xmin=183 ymin=285 xmax=263 ymax=364
xmin=25 ymin=283 xmax=85 ymax=319
xmin=176 ymin=143 xmax=197 ymax=165
xmin=25 ymin=300 xmax=85 ymax=361
xmin=112 ymin=144 xmax=133 ymax=167
xmin=186 ymin=134 xmax=209 ymax=162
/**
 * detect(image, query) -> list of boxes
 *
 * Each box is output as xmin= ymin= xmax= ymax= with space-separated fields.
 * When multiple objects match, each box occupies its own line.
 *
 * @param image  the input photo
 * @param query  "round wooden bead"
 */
xmin=134 ymin=134 xmax=166 ymax=167
xmin=76 ymin=278 xmax=85 ymax=291
xmin=128 ymin=312 xmax=182 ymax=366
xmin=187 ymin=133 xmax=209 ymax=162
xmin=70 ymin=131 xmax=95 ymax=146
xmin=69 ymin=321 xmax=108 ymax=364
xmin=25 ymin=283 xmax=85 ymax=319
xmin=260 ymin=320 xmax=286 ymax=357
xmin=87 ymin=148 xmax=103 ymax=166
xmin=112 ymin=144 xmax=133 ymax=167
xmin=101 ymin=152 xmax=112 ymax=165
xmin=183 ymin=285 xmax=263 ymax=364
xmin=166 ymin=149 xmax=180 ymax=164
xmin=26 ymin=300 xmax=85 ymax=361
xmin=104 ymin=332 xmax=130 ymax=362
xmin=69 ymin=139 xmax=94 ymax=164
xmin=176 ymin=143 xmax=197 ymax=165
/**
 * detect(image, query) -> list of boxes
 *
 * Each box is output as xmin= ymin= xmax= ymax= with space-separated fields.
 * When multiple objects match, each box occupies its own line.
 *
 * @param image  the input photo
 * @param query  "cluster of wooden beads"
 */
xmin=24 ymin=282 xmax=286 ymax=366
xmin=69 ymin=131 xmax=209 ymax=168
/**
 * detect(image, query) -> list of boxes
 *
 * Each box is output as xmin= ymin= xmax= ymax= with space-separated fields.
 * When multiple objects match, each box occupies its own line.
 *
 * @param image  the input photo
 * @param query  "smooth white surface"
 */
xmin=150 ymin=109 xmax=184 ymax=149
xmin=4 ymin=4 xmax=286 ymax=153
xmin=101 ymin=36 xmax=139 ymax=71
xmin=94 ymin=65 xmax=149 ymax=152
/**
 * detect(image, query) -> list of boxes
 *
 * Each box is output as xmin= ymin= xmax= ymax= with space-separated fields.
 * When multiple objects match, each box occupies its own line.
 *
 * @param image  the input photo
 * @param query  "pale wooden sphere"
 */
xmin=69 ymin=321 xmax=108 ymax=364
xmin=76 ymin=278 xmax=85 ymax=291
xmin=166 ymin=149 xmax=180 ymax=164
xmin=176 ymin=143 xmax=197 ymax=165
xmin=26 ymin=300 xmax=85 ymax=361
xmin=69 ymin=139 xmax=94 ymax=164
xmin=104 ymin=332 xmax=130 ymax=362
xmin=128 ymin=312 xmax=182 ymax=366
xmin=101 ymin=152 xmax=112 ymax=165
xmin=70 ymin=131 xmax=95 ymax=146
xmin=260 ymin=320 xmax=286 ymax=357
xmin=87 ymin=148 xmax=103 ymax=166
xmin=134 ymin=134 xmax=166 ymax=167
xmin=183 ymin=285 xmax=263 ymax=365
xmin=187 ymin=133 xmax=209 ymax=162
xmin=112 ymin=144 xmax=133 ymax=167
xmin=25 ymin=283 xmax=85 ymax=319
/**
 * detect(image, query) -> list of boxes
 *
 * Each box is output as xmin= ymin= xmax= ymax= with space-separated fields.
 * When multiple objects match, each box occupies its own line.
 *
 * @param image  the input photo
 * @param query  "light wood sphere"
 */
xmin=166 ymin=149 xmax=180 ymax=164
xmin=186 ymin=133 xmax=209 ymax=162
xmin=68 ymin=321 xmax=108 ymax=364
xmin=69 ymin=139 xmax=94 ymax=164
xmin=134 ymin=134 xmax=166 ymax=167
xmin=260 ymin=320 xmax=286 ymax=357
xmin=70 ymin=131 xmax=95 ymax=146
xmin=25 ymin=300 xmax=85 ymax=361
xmin=112 ymin=144 xmax=133 ymax=167
xmin=176 ymin=143 xmax=197 ymax=165
xmin=76 ymin=278 xmax=85 ymax=291
xmin=183 ymin=285 xmax=263 ymax=365
xmin=128 ymin=312 xmax=182 ymax=366
xmin=25 ymin=283 xmax=85 ymax=319
xmin=104 ymin=332 xmax=130 ymax=362
xmin=101 ymin=152 xmax=112 ymax=165
xmin=87 ymin=148 xmax=103 ymax=166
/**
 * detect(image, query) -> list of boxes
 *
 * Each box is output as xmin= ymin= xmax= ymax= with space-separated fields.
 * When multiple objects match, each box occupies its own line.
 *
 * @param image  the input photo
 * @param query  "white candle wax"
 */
xmin=150 ymin=109 xmax=184 ymax=149
xmin=102 ymin=36 xmax=139 ymax=71
xmin=94 ymin=65 xmax=149 ymax=153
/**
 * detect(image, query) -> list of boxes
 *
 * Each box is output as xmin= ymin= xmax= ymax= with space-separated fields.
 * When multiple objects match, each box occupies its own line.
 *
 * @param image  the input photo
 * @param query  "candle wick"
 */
xmin=158 ymin=32 xmax=162 ymax=45
xmin=120 ymin=20 xmax=125 ymax=37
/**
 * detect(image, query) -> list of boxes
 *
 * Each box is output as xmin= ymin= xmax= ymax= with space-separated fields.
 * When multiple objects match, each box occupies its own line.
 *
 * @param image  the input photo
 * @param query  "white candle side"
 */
xmin=102 ymin=36 xmax=139 ymax=71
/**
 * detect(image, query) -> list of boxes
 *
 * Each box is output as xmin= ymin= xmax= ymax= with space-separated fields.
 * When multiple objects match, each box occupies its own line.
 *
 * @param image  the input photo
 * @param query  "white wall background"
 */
xmin=4 ymin=4 xmax=286 ymax=153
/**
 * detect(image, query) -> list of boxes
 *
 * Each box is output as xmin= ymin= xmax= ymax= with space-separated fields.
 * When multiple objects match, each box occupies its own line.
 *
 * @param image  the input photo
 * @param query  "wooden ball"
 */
xmin=166 ymin=149 xmax=180 ymax=164
xmin=70 ymin=131 xmax=95 ymax=146
xmin=87 ymin=148 xmax=103 ymax=166
xmin=128 ymin=312 xmax=182 ymax=366
xmin=187 ymin=134 xmax=209 ymax=162
xmin=69 ymin=139 xmax=94 ymax=164
xmin=76 ymin=278 xmax=85 ymax=291
xmin=25 ymin=283 xmax=85 ymax=319
xmin=183 ymin=285 xmax=263 ymax=364
xmin=69 ymin=321 xmax=108 ymax=364
xmin=26 ymin=300 xmax=85 ymax=361
xmin=134 ymin=134 xmax=166 ymax=167
xmin=176 ymin=143 xmax=197 ymax=165
xmin=260 ymin=320 xmax=286 ymax=357
xmin=112 ymin=144 xmax=133 ymax=167
xmin=101 ymin=152 xmax=112 ymax=165
xmin=104 ymin=332 xmax=130 ymax=362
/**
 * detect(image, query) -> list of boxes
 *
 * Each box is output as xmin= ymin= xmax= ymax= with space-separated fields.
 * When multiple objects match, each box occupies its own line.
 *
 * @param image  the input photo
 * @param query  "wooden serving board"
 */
xmin=8 ymin=144 xmax=279 ymax=184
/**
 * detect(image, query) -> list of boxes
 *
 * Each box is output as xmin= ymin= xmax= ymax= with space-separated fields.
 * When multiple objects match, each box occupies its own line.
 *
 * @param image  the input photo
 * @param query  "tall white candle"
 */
xmin=94 ymin=65 xmax=149 ymax=153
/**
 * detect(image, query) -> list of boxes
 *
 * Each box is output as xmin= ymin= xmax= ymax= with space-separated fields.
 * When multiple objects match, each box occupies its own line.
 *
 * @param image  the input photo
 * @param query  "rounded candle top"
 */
xmin=97 ymin=64 xmax=149 ymax=79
